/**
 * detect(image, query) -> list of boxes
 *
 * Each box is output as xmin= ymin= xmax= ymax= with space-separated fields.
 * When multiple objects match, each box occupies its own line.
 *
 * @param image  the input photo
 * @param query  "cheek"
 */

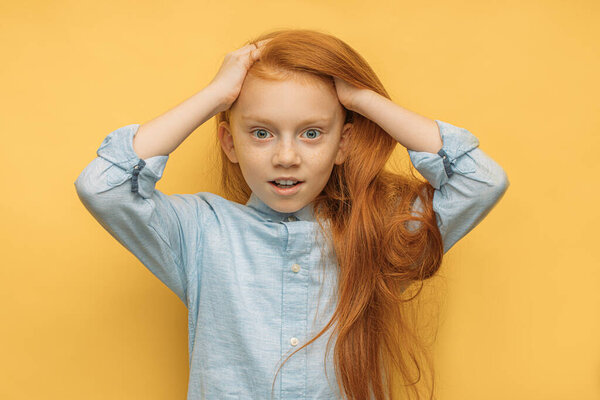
xmin=234 ymin=139 xmax=261 ymax=160
xmin=237 ymin=149 xmax=268 ymax=175
xmin=305 ymin=149 xmax=337 ymax=171
xmin=243 ymin=149 xmax=267 ymax=164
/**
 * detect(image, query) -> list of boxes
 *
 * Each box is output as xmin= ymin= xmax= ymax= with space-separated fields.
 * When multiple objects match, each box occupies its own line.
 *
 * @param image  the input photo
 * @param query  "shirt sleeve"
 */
xmin=74 ymin=124 xmax=205 ymax=306
xmin=406 ymin=119 xmax=510 ymax=254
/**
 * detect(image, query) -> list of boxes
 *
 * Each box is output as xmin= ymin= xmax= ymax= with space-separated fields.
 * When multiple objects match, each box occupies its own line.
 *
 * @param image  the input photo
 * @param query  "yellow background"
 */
xmin=2 ymin=0 xmax=599 ymax=398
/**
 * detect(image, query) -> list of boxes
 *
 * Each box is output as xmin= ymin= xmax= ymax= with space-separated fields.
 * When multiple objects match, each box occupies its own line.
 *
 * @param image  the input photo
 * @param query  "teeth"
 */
xmin=275 ymin=180 xmax=298 ymax=185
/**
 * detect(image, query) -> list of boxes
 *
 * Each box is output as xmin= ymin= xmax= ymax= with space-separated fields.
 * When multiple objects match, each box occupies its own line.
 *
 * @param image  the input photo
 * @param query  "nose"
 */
xmin=273 ymin=139 xmax=300 ymax=167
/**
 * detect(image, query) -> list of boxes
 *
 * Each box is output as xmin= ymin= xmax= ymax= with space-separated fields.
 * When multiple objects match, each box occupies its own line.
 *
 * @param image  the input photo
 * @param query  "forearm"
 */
xmin=353 ymin=90 xmax=443 ymax=154
xmin=132 ymin=84 xmax=226 ymax=159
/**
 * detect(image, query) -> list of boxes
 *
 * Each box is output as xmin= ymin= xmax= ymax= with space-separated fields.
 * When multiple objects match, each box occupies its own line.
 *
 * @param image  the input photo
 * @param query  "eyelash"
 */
xmin=250 ymin=128 xmax=323 ymax=141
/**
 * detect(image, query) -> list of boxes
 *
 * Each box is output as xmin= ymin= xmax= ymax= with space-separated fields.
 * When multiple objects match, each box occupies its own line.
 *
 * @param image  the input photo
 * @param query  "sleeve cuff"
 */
xmin=96 ymin=124 xmax=170 ymax=199
xmin=407 ymin=119 xmax=480 ymax=189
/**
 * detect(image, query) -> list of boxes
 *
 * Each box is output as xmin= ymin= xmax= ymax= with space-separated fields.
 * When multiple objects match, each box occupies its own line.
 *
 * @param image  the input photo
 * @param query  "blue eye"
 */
xmin=251 ymin=129 xmax=271 ymax=139
xmin=302 ymin=129 xmax=322 ymax=139
xmin=250 ymin=128 xmax=322 ymax=140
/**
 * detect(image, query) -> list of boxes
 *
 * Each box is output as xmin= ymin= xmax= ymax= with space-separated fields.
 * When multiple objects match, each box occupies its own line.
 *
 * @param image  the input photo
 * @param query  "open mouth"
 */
xmin=268 ymin=180 xmax=303 ymax=188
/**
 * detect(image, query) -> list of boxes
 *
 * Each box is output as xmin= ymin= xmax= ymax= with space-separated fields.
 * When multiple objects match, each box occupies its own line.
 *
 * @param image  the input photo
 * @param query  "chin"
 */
xmin=270 ymin=200 xmax=303 ymax=213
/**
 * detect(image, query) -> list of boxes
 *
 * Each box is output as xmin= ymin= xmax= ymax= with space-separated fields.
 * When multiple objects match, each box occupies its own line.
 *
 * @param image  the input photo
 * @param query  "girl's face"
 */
xmin=218 ymin=74 xmax=352 ymax=214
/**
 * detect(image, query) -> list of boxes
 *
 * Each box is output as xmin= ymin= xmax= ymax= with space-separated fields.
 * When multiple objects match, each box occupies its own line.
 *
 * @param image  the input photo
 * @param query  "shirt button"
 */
xmin=286 ymin=215 xmax=297 ymax=222
xmin=290 ymin=337 xmax=299 ymax=346
xmin=291 ymin=264 xmax=301 ymax=273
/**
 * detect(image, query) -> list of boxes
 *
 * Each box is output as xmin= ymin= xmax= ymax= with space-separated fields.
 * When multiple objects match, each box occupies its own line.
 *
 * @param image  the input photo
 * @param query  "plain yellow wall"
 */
xmin=1 ymin=0 xmax=598 ymax=399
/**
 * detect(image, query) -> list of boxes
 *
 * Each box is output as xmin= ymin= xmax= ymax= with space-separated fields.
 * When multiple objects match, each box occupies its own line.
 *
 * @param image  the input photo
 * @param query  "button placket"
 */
xmin=280 ymin=221 xmax=308 ymax=396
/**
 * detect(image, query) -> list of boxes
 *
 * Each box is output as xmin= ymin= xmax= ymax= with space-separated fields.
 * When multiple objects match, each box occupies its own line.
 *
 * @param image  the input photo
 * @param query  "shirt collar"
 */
xmin=245 ymin=192 xmax=316 ymax=222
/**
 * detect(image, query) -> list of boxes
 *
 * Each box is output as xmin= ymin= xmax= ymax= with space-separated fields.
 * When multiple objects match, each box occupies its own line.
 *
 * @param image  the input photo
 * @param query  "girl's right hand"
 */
xmin=208 ymin=39 xmax=272 ymax=113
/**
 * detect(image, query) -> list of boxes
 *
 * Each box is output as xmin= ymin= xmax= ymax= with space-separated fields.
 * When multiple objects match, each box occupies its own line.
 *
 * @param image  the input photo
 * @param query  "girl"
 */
xmin=75 ymin=29 xmax=509 ymax=400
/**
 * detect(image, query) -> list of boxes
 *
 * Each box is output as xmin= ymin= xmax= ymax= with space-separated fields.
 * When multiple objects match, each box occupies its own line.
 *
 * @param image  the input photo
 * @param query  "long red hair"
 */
xmin=214 ymin=29 xmax=444 ymax=400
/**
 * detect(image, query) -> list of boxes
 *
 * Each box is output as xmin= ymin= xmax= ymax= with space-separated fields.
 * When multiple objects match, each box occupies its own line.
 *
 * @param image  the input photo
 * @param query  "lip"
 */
xmin=271 ymin=176 xmax=304 ymax=182
xmin=268 ymin=181 xmax=304 ymax=196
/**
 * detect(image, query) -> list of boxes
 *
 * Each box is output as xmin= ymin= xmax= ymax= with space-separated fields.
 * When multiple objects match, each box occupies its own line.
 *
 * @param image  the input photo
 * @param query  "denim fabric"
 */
xmin=74 ymin=119 xmax=509 ymax=399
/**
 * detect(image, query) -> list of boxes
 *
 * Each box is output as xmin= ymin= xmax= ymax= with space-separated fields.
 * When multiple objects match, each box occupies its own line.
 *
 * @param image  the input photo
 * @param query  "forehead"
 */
xmin=232 ymin=74 xmax=341 ymax=124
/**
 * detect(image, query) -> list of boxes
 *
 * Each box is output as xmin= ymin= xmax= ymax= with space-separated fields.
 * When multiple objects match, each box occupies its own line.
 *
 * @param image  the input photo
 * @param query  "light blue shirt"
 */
xmin=74 ymin=119 xmax=509 ymax=399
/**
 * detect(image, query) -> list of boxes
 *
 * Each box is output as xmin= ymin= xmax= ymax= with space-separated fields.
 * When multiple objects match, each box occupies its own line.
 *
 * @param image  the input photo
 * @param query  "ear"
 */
xmin=217 ymin=121 xmax=239 ymax=164
xmin=334 ymin=122 xmax=352 ymax=165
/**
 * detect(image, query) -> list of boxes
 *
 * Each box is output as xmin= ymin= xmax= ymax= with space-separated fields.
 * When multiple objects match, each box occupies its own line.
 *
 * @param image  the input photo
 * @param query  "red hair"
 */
xmin=214 ymin=29 xmax=443 ymax=400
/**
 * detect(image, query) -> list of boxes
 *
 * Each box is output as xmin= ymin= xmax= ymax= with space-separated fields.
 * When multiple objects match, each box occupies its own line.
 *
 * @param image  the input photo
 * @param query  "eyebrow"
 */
xmin=241 ymin=115 xmax=332 ymax=125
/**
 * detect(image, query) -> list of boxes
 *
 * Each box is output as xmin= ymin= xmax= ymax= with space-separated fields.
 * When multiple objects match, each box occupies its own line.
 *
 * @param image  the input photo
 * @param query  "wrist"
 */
xmin=202 ymin=83 xmax=231 ymax=114
xmin=352 ymin=89 xmax=378 ymax=114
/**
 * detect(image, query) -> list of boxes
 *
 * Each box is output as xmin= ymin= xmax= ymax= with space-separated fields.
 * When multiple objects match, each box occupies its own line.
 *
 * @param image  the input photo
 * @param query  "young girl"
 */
xmin=75 ymin=29 xmax=509 ymax=400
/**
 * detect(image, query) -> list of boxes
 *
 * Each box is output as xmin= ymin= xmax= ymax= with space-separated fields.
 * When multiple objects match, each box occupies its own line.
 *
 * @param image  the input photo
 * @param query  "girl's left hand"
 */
xmin=333 ymin=76 xmax=372 ymax=113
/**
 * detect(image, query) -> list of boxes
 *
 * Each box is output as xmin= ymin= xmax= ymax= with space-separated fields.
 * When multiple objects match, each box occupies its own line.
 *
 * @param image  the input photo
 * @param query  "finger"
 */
xmin=236 ymin=38 xmax=271 ymax=54
xmin=255 ymin=38 xmax=273 ymax=47
xmin=235 ymin=42 xmax=258 ymax=54
xmin=249 ymin=46 xmax=264 ymax=61
xmin=237 ymin=39 xmax=270 ymax=61
xmin=245 ymin=39 xmax=272 ymax=53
